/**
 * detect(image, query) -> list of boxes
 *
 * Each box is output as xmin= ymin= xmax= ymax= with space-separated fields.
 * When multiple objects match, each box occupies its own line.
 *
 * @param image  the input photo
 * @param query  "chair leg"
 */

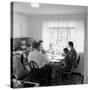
xmin=59 ymin=74 xmax=62 ymax=85
xmin=58 ymin=73 xmax=62 ymax=85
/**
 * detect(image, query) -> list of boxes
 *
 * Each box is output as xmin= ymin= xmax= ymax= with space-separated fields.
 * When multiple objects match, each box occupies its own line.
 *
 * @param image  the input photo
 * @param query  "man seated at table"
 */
xmin=68 ymin=41 xmax=77 ymax=70
xmin=28 ymin=41 xmax=49 ymax=68
xmin=28 ymin=41 xmax=52 ymax=85
xmin=38 ymin=40 xmax=46 ymax=54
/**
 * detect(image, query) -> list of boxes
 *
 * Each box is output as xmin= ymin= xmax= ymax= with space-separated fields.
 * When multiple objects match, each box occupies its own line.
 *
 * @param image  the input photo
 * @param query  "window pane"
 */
xmin=42 ymin=20 xmax=84 ymax=53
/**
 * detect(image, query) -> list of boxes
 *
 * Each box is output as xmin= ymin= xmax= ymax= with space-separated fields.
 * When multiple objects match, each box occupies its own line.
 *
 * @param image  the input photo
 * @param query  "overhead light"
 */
xmin=31 ymin=2 xmax=40 ymax=8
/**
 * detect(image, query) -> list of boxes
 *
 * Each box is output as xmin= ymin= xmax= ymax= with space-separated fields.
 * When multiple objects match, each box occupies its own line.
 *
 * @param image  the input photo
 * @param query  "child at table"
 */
xmin=63 ymin=47 xmax=75 ymax=73
xmin=63 ymin=48 xmax=69 ymax=58
xmin=63 ymin=48 xmax=72 ymax=71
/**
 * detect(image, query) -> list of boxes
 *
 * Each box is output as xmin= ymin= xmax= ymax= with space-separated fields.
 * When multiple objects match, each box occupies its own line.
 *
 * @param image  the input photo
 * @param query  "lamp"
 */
xmin=31 ymin=2 xmax=40 ymax=8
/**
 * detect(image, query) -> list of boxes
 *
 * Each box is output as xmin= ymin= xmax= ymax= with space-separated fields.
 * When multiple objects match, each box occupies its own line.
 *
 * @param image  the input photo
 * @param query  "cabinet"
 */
xmin=13 ymin=12 xmax=30 ymax=38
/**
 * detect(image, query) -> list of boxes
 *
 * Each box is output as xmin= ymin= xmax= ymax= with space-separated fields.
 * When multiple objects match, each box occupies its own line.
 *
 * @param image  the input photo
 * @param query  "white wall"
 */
xmin=84 ymin=18 xmax=88 ymax=84
xmin=28 ymin=13 xmax=87 ymax=39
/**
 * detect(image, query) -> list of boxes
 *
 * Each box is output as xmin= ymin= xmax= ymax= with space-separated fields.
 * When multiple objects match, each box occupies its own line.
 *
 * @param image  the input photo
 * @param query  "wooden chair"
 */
xmin=30 ymin=61 xmax=52 ymax=86
xmin=18 ymin=80 xmax=39 ymax=88
xmin=75 ymin=55 xmax=80 ymax=68
xmin=62 ymin=55 xmax=84 ymax=85
xmin=11 ymin=79 xmax=39 ymax=88
xmin=62 ymin=64 xmax=74 ymax=81
xmin=29 ymin=61 xmax=39 ymax=83
xmin=11 ymin=61 xmax=40 ymax=88
xmin=70 ymin=72 xmax=84 ymax=84
xmin=30 ymin=61 xmax=39 ymax=70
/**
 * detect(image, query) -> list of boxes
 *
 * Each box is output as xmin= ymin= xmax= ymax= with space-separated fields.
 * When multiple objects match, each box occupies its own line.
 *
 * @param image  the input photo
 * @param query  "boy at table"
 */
xmin=63 ymin=48 xmax=72 ymax=72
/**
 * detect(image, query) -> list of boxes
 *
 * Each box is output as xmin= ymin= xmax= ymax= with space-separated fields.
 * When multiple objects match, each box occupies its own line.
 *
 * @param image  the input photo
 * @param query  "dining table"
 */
xmin=47 ymin=54 xmax=66 ymax=85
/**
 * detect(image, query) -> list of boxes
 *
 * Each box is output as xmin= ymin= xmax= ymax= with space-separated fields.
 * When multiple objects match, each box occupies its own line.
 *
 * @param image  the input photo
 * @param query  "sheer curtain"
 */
xmin=42 ymin=20 xmax=85 ymax=53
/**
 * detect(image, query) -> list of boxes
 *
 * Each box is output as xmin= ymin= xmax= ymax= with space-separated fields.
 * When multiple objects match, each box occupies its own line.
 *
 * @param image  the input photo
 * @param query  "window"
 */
xmin=42 ymin=20 xmax=84 ymax=53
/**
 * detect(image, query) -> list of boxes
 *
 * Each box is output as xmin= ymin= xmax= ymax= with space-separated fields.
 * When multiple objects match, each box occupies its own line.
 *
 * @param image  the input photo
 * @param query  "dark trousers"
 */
xmin=39 ymin=65 xmax=52 ymax=86
xmin=23 ymin=65 xmax=52 ymax=86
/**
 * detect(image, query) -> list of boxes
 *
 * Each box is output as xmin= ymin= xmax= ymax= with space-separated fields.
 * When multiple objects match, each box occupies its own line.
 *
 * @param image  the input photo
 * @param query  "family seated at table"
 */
xmin=17 ymin=40 xmax=77 ymax=86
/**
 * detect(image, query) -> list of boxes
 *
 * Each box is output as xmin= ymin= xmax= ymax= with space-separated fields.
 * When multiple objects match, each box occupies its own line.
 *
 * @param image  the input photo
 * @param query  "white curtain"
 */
xmin=42 ymin=20 xmax=84 ymax=53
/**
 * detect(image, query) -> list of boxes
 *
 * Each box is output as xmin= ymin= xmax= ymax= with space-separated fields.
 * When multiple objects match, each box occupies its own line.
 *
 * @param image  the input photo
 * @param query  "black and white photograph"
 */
xmin=10 ymin=1 xmax=88 ymax=88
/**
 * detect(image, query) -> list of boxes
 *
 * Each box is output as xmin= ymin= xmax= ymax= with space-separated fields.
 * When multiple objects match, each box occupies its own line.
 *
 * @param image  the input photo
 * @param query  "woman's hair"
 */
xmin=38 ymin=40 xmax=43 ymax=44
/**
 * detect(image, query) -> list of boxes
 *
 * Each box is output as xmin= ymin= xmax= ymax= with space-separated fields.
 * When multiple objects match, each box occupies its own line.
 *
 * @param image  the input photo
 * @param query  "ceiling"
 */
xmin=13 ymin=2 xmax=88 ymax=15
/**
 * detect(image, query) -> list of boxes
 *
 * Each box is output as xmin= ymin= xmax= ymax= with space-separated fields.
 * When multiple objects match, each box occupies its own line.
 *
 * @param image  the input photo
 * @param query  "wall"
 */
xmin=28 ymin=13 xmax=87 ymax=39
xmin=84 ymin=17 xmax=88 ymax=84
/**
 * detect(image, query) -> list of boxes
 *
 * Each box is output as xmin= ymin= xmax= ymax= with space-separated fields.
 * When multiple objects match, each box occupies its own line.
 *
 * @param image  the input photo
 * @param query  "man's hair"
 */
xmin=32 ymin=41 xmax=40 ymax=49
xmin=68 ymin=41 xmax=73 ymax=47
xmin=38 ymin=40 xmax=43 ymax=44
xmin=63 ymin=48 xmax=69 ymax=53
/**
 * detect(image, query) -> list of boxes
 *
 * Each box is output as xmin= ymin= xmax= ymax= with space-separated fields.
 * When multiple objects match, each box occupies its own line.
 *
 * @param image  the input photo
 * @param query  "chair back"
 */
xmin=75 ymin=55 xmax=80 ymax=68
xmin=29 ymin=61 xmax=39 ymax=83
xmin=30 ymin=61 xmax=39 ymax=70
xmin=77 ymin=55 xmax=80 ymax=65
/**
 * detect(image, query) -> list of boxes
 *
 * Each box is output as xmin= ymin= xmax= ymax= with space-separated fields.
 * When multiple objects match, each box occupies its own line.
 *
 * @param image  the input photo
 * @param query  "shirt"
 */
xmin=69 ymin=48 xmax=77 ymax=66
xmin=28 ymin=49 xmax=49 ymax=68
